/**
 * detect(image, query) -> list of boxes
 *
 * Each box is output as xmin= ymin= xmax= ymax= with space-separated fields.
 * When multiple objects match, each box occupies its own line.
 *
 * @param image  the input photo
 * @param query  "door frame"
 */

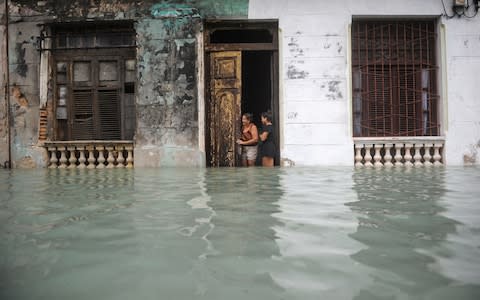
xmin=203 ymin=20 xmax=280 ymax=167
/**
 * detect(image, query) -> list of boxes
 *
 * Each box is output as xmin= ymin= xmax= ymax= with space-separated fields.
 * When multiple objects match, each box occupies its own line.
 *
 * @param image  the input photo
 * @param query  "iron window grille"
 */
xmin=352 ymin=20 xmax=440 ymax=137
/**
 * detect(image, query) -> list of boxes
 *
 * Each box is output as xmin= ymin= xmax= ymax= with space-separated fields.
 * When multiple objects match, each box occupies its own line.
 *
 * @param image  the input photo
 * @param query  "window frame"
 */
xmin=50 ymin=24 xmax=136 ymax=141
xmin=351 ymin=19 xmax=440 ymax=138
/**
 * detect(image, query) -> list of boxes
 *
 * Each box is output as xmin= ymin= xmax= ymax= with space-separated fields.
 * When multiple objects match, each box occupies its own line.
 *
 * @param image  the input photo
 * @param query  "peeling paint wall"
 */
xmin=134 ymin=6 xmax=202 ymax=167
xmin=0 ymin=0 xmax=8 ymax=167
xmin=6 ymin=0 xmax=480 ymax=167
xmin=250 ymin=0 xmax=352 ymax=165
xmin=2 ymin=0 xmax=248 ymax=168
xmin=134 ymin=0 xmax=247 ymax=167
xmin=195 ymin=0 xmax=248 ymax=17
xmin=4 ymin=0 xmax=145 ymax=168
xmin=250 ymin=0 xmax=480 ymax=166
xmin=7 ymin=2 xmax=45 ymax=168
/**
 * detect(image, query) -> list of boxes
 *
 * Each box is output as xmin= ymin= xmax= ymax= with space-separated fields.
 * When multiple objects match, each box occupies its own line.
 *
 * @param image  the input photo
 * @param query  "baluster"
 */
xmin=67 ymin=146 xmax=77 ymax=168
xmin=364 ymin=144 xmax=373 ymax=167
xmin=126 ymin=146 xmax=134 ymax=168
xmin=423 ymin=143 xmax=433 ymax=166
xmin=58 ymin=146 xmax=68 ymax=168
xmin=116 ymin=145 xmax=125 ymax=168
xmin=48 ymin=146 xmax=58 ymax=168
xmin=404 ymin=143 xmax=413 ymax=167
xmin=373 ymin=144 xmax=383 ymax=167
xmin=384 ymin=143 xmax=393 ymax=167
xmin=354 ymin=144 xmax=364 ymax=167
xmin=433 ymin=144 xmax=443 ymax=165
xmin=413 ymin=144 xmax=423 ymax=167
xmin=77 ymin=145 xmax=87 ymax=168
xmin=96 ymin=145 xmax=106 ymax=168
xmin=87 ymin=145 xmax=96 ymax=169
xmin=105 ymin=146 xmax=115 ymax=168
xmin=394 ymin=144 xmax=403 ymax=166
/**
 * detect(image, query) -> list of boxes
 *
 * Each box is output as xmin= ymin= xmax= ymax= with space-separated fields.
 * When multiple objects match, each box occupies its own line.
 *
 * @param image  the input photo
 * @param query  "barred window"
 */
xmin=352 ymin=20 xmax=440 ymax=137
xmin=52 ymin=22 xmax=136 ymax=141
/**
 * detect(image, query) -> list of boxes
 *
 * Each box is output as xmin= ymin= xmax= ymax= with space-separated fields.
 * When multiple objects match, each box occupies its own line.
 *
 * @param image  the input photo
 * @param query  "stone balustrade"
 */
xmin=44 ymin=141 xmax=134 ymax=169
xmin=354 ymin=137 xmax=445 ymax=167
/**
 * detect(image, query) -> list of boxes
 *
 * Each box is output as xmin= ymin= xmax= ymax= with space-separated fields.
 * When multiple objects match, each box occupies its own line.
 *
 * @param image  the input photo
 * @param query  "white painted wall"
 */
xmin=443 ymin=19 xmax=480 ymax=165
xmin=249 ymin=0 xmax=480 ymax=166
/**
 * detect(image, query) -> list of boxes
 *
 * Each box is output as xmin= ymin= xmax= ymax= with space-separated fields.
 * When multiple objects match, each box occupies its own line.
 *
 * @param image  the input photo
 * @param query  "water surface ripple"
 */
xmin=0 ymin=167 xmax=479 ymax=300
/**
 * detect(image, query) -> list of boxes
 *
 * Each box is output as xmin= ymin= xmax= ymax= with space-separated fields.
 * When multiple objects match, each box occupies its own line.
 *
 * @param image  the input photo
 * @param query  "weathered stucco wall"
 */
xmin=6 ymin=2 xmax=45 ymax=167
xmin=2 ymin=0 xmax=248 ymax=168
xmin=134 ymin=6 xmax=203 ymax=167
xmin=0 ymin=0 xmax=8 ymax=167
xmin=4 ymin=0 xmax=478 ymax=168
xmin=133 ymin=1 xmax=247 ymax=167
xmin=4 ymin=0 xmax=141 ymax=168
xmin=249 ymin=0 xmax=480 ymax=166
xmin=250 ymin=0 xmax=355 ymax=165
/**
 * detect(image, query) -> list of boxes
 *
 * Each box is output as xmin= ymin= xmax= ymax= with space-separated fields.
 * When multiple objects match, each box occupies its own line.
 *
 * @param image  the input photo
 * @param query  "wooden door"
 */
xmin=208 ymin=51 xmax=242 ymax=167
xmin=68 ymin=57 xmax=122 ymax=140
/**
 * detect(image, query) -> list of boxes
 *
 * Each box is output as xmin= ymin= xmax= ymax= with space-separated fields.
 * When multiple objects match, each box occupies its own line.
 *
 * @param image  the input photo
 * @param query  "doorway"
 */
xmin=204 ymin=20 xmax=279 ymax=167
xmin=242 ymin=51 xmax=271 ymax=130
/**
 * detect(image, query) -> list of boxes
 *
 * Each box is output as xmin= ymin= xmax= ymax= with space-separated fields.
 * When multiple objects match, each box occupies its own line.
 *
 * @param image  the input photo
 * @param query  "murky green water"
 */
xmin=1 ymin=167 xmax=479 ymax=300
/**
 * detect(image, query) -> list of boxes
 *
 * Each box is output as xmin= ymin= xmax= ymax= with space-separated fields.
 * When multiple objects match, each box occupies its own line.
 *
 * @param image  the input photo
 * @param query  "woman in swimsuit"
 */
xmin=236 ymin=113 xmax=259 ymax=167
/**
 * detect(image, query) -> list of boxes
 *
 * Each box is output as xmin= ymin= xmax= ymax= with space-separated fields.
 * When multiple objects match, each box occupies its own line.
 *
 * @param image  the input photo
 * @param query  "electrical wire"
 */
xmin=463 ymin=0 xmax=479 ymax=18
xmin=442 ymin=0 xmax=479 ymax=18
xmin=441 ymin=0 xmax=456 ymax=18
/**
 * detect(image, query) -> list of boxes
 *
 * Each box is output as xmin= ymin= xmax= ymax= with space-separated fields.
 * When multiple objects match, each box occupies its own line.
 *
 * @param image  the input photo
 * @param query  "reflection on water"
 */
xmin=349 ymin=168 xmax=480 ymax=300
xmin=0 ymin=167 xmax=479 ymax=300
xmin=193 ymin=168 xmax=285 ymax=298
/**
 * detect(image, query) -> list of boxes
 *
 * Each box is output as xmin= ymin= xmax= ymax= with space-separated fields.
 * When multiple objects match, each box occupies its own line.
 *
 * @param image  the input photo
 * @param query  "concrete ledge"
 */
xmin=134 ymin=146 xmax=205 ymax=167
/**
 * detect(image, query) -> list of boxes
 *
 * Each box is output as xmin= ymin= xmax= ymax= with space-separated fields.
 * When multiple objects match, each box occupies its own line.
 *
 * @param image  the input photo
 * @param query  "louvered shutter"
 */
xmin=71 ymin=89 xmax=95 ymax=140
xmin=97 ymin=89 xmax=121 ymax=140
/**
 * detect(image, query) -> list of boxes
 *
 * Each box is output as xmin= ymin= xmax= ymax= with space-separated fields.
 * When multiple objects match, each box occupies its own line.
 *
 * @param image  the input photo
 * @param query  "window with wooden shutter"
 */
xmin=72 ymin=89 xmax=95 ymax=140
xmin=51 ymin=21 xmax=136 ymax=141
xmin=352 ymin=20 xmax=439 ymax=137
xmin=98 ymin=89 xmax=121 ymax=140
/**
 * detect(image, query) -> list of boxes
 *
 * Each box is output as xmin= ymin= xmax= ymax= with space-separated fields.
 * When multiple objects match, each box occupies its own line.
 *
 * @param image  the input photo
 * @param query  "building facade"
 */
xmin=1 ymin=0 xmax=479 ymax=168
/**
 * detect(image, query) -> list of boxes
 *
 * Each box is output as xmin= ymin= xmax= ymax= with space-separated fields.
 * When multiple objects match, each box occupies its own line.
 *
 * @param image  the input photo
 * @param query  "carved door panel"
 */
xmin=208 ymin=51 xmax=241 ymax=167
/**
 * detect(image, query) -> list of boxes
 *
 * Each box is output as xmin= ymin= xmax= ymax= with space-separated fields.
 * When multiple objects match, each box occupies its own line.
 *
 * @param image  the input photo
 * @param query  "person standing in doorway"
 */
xmin=259 ymin=111 xmax=275 ymax=167
xmin=236 ymin=113 xmax=259 ymax=167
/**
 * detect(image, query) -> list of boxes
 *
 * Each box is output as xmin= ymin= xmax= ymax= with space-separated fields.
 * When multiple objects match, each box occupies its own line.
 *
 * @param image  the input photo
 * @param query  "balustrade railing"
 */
xmin=354 ymin=137 xmax=445 ymax=167
xmin=44 ymin=141 xmax=134 ymax=169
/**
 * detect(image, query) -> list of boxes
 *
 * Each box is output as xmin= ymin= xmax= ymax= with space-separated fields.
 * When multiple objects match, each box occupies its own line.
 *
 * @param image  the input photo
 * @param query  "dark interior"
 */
xmin=241 ymin=51 xmax=272 ymax=129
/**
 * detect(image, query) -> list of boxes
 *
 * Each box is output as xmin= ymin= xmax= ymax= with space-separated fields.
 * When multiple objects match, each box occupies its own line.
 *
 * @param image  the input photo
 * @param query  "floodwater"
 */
xmin=0 ymin=167 xmax=479 ymax=300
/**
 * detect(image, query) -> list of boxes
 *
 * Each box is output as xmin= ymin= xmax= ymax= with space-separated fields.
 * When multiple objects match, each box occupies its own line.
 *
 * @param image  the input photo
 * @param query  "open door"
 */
xmin=207 ymin=51 xmax=242 ymax=167
xmin=205 ymin=20 xmax=279 ymax=167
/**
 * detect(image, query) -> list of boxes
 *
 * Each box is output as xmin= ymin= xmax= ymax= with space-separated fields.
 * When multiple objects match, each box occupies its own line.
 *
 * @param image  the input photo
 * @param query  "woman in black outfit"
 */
xmin=259 ymin=111 xmax=275 ymax=167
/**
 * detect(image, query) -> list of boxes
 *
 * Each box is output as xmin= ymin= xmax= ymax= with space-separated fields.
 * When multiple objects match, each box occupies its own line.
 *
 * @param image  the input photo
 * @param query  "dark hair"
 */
xmin=261 ymin=111 xmax=273 ymax=122
xmin=242 ymin=113 xmax=253 ymax=122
